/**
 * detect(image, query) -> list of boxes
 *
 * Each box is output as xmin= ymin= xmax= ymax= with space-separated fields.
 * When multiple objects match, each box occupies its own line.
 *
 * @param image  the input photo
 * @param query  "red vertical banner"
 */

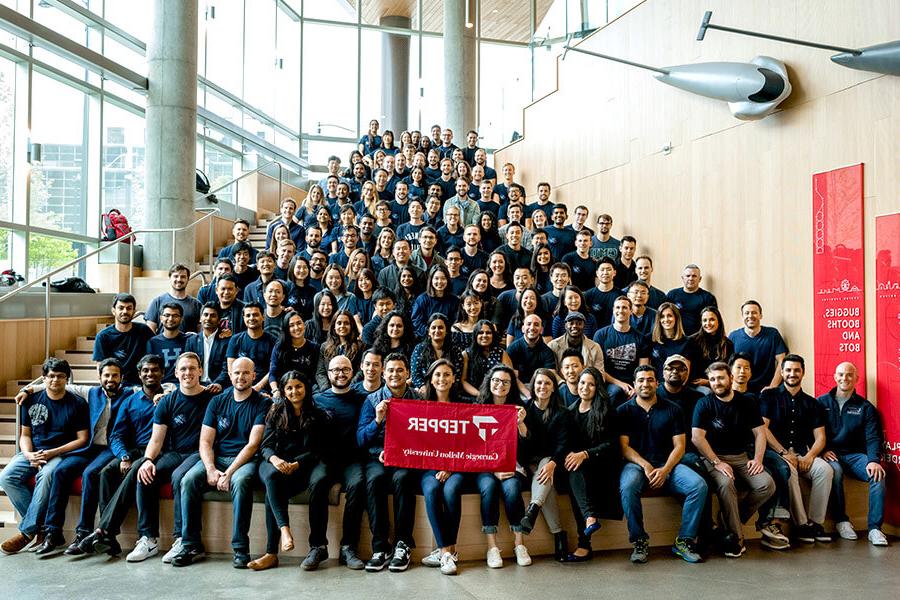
xmin=876 ymin=212 xmax=900 ymax=525
xmin=812 ymin=164 xmax=866 ymax=396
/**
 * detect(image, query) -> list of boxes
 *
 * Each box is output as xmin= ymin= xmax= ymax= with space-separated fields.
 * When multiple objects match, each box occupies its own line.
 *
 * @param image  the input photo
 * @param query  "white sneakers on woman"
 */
xmin=486 ymin=546 xmax=503 ymax=568
xmin=514 ymin=544 xmax=532 ymax=566
xmin=439 ymin=551 xmax=458 ymax=575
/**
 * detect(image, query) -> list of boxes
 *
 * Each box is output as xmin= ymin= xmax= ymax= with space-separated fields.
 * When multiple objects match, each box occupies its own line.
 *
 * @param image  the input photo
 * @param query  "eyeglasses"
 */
xmin=490 ymin=378 xmax=512 ymax=386
xmin=328 ymin=367 xmax=352 ymax=374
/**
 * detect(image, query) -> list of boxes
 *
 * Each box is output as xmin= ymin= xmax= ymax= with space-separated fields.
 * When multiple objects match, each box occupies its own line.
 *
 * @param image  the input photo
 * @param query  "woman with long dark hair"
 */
xmin=359 ymin=118 xmax=382 ymax=156
xmin=314 ymin=310 xmax=363 ymax=391
xmin=460 ymin=320 xmax=512 ymax=397
xmin=411 ymin=264 xmax=460 ymax=338
xmin=519 ymin=369 xmax=570 ymax=561
xmin=248 ymin=373 xmax=330 ymax=571
xmin=689 ymin=305 xmax=733 ymax=388
xmin=395 ymin=265 xmax=421 ymax=318
xmin=451 ymin=291 xmax=483 ymax=348
xmin=564 ymin=367 xmax=621 ymax=562
xmin=505 ymin=287 xmax=545 ymax=346
xmin=349 ymin=268 xmax=377 ymax=329
xmin=410 ymin=313 xmax=463 ymax=394
xmin=304 ymin=290 xmax=335 ymax=345
xmin=286 ymin=256 xmax=315 ymax=320
xmin=650 ymin=302 xmax=701 ymax=379
xmin=463 ymin=269 xmax=498 ymax=322
xmin=372 ymin=310 xmax=416 ymax=358
xmin=419 ymin=360 xmax=466 ymax=575
xmin=552 ymin=286 xmax=598 ymax=339
xmin=531 ymin=243 xmax=554 ymax=294
xmin=269 ymin=313 xmax=320 ymax=394
xmin=487 ymin=251 xmax=513 ymax=297
xmin=479 ymin=211 xmax=502 ymax=254
xmin=474 ymin=365 xmax=531 ymax=568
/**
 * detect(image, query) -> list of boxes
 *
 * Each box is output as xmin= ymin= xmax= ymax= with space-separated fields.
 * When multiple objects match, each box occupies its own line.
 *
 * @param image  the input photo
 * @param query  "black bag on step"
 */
xmin=43 ymin=277 xmax=95 ymax=293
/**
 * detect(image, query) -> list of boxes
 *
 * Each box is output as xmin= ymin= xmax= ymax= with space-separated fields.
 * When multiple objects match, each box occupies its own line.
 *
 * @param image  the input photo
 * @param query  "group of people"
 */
xmin=0 ymin=121 xmax=890 ymax=577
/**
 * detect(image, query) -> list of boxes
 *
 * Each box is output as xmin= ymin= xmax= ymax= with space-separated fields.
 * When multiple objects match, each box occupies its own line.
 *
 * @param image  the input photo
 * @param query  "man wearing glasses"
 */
xmin=590 ymin=214 xmax=620 ymax=262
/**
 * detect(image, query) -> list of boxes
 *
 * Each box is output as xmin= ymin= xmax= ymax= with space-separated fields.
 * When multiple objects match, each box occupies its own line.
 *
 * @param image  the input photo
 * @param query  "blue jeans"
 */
xmin=827 ymin=453 xmax=884 ymax=530
xmin=619 ymin=462 xmax=708 ymax=543
xmin=476 ymin=472 xmax=525 ymax=534
xmin=45 ymin=446 xmax=115 ymax=535
xmin=179 ymin=456 xmax=259 ymax=552
xmin=421 ymin=470 xmax=465 ymax=548
xmin=0 ymin=452 xmax=63 ymax=537
xmin=134 ymin=451 xmax=198 ymax=538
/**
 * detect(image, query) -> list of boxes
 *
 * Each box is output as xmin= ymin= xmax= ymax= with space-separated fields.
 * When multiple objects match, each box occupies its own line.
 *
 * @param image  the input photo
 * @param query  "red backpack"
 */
xmin=101 ymin=209 xmax=132 ymax=243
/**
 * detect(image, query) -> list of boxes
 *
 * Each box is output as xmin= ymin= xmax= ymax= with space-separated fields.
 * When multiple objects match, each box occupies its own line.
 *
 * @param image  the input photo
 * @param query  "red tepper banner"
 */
xmin=383 ymin=400 xmax=518 ymax=472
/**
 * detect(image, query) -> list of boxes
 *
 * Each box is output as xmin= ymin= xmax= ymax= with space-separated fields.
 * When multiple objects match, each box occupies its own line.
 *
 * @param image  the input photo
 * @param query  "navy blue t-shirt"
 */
xmin=525 ymin=202 xmax=554 ymax=224
xmin=153 ymin=388 xmax=214 ymax=453
xmin=146 ymin=332 xmax=192 ymax=384
xmin=390 ymin=199 xmax=410 ymax=225
xmin=665 ymin=287 xmax=718 ymax=336
xmin=692 ymin=392 xmax=762 ymax=456
xmin=202 ymin=390 xmax=270 ymax=457
xmin=728 ymin=326 xmax=789 ymax=393
xmin=226 ymin=331 xmax=278 ymax=384
xmin=545 ymin=226 xmax=576 ymax=260
xmin=396 ymin=222 xmax=425 ymax=248
xmin=93 ymin=323 xmax=154 ymax=383
xmin=561 ymin=252 xmax=598 ymax=291
xmin=22 ymin=391 xmax=88 ymax=450
xmin=313 ymin=388 xmax=367 ymax=457
xmin=592 ymin=326 xmax=651 ymax=383
xmin=616 ymin=398 xmax=685 ymax=467
xmin=145 ymin=293 xmax=202 ymax=333
xmin=583 ymin=287 xmax=622 ymax=328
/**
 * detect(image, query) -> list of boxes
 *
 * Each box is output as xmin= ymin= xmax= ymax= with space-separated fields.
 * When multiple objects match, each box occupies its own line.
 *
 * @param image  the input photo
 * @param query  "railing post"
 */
xmin=277 ymin=162 xmax=283 ymax=205
xmin=172 ymin=230 xmax=177 ymax=266
xmin=44 ymin=281 xmax=51 ymax=360
xmin=208 ymin=217 xmax=214 ymax=278
xmin=129 ymin=238 xmax=134 ymax=294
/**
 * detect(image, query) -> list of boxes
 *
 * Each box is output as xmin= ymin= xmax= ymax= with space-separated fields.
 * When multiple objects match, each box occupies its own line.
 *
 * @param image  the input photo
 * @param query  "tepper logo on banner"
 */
xmin=383 ymin=399 xmax=518 ymax=472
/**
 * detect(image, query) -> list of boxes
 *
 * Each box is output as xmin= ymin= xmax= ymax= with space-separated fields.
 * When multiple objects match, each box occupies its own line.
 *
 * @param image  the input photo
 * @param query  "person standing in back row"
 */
xmin=665 ymin=264 xmax=717 ymax=337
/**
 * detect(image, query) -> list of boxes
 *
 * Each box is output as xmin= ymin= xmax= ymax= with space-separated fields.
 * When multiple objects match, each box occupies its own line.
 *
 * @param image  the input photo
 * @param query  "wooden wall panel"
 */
xmin=495 ymin=0 xmax=900 ymax=401
xmin=0 ymin=316 xmax=110 ymax=387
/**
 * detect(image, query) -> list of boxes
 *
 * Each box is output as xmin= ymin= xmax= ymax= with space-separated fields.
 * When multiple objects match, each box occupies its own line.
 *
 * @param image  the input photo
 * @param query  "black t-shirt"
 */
xmin=496 ymin=244 xmax=532 ymax=270
xmin=561 ymin=252 xmax=598 ymax=291
xmin=665 ymin=287 xmax=718 ymax=336
xmin=22 ymin=391 xmax=88 ymax=450
xmin=583 ymin=287 xmax=620 ymax=326
xmin=93 ymin=323 xmax=154 ymax=383
xmin=153 ymin=388 xmax=214 ymax=453
xmin=202 ymin=390 xmax=270 ymax=457
xmin=313 ymin=388 xmax=368 ymax=458
xmin=692 ymin=392 xmax=762 ymax=455
xmin=616 ymin=398 xmax=685 ymax=467
xmin=658 ymin=385 xmax=705 ymax=440
xmin=592 ymin=326 xmax=651 ymax=383
xmin=545 ymin=226 xmax=576 ymax=260
xmin=226 ymin=331 xmax=278 ymax=384
xmin=613 ymin=260 xmax=637 ymax=290
xmin=507 ymin=338 xmax=557 ymax=383
xmin=270 ymin=340 xmax=320 ymax=385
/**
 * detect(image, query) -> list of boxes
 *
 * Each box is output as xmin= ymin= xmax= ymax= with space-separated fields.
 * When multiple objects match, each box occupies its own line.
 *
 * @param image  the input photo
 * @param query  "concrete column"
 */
xmin=380 ymin=15 xmax=410 ymax=132
xmin=443 ymin=0 xmax=476 ymax=137
xmin=145 ymin=0 xmax=198 ymax=270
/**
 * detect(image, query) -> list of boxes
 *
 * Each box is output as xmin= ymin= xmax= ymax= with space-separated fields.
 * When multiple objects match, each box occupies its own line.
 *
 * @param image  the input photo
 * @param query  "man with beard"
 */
xmin=305 ymin=356 xmax=368 ymax=570
xmin=618 ymin=366 xmax=706 ymax=564
xmin=759 ymin=355 xmax=833 ymax=548
xmin=214 ymin=274 xmax=245 ymax=335
xmin=174 ymin=357 xmax=270 ymax=568
xmin=0 ymin=359 xmax=89 ymax=555
xmin=145 ymin=264 xmax=202 ymax=333
xmin=226 ymin=303 xmax=278 ymax=392
xmin=146 ymin=304 xmax=191 ymax=384
xmin=185 ymin=302 xmax=231 ymax=392
xmin=691 ymin=363 xmax=774 ymax=558
xmin=548 ymin=312 xmax=604 ymax=372
xmin=217 ymin=219 xmax=258 ymax=265
xmin=357 ymin=354 xmax=420 ymax=572
xmin=93 ymin=294 xmax=154 ymax=385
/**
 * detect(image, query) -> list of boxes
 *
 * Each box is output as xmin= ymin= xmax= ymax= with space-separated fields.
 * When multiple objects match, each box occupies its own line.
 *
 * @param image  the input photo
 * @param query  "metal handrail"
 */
xmin=200 ymin=159 xmax=285 ymax=221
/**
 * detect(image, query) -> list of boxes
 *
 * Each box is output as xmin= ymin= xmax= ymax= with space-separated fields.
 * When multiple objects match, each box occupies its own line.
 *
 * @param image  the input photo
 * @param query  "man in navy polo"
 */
xmin=93 ymin=293 xmax=154 ymax=385
xmin=728 ymin=300 xmax=788 ymax=394
xmin=665 ymin=264 xmax=717 ymax=336
xmin=618 ymin=366 xmax=707 ymax=564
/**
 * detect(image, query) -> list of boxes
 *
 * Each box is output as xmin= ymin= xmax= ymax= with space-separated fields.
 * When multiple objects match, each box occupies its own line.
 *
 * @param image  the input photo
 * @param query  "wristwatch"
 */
xmin=711 ymin=458 xmax=720 ymax=466
xmin=121 ymin=455 xmax=131 ymax=462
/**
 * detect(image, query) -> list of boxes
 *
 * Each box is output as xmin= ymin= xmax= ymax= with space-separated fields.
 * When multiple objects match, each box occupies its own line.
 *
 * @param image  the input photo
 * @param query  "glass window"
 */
xmin=30 ymin=74 xmax=88 ymax=236
xmin=0 ymin=58 xmax=14 ymax=222
xmin=274 ymin=7 xmax=301 ymax=128
xmin=27 ymin=234 xmax=87 ymax=280
xmin=417 ymin=35 xmax=444 ymax=131
xmin=0 ymin=227 xmax=11 ymax=273
xmin=304 ymin=139 xmax=355 ymax=168
xmin=204 ymin=0 xmax=244 ymax=96
xmin=31 ymin=5 xmax=92 ymax=81
xmin=102 ymin=103 xmax=146 ymax=229
xmin=479 ymin=43 xmax=531 ymax=149
xmin=102 ymin=0 xmax=153 ymax=42
xmin=301 ymin=23 xmax=358 ymax=136
xmin=532 ymin=40 xmax=564 ymax=99
xmin=304 ymin=0 xmax=357 ymax=23
xmin=204 ymin=144 xmax=240 ymax=204
xmin=359 ymin=29 xmax=384 ymax=128
xmin=243 ymin=0 xmax=276 ymax=116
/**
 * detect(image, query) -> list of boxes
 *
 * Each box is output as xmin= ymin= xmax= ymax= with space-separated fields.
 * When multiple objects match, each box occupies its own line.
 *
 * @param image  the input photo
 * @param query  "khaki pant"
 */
xmin=704 ymin=453 xmax=775 ymax=538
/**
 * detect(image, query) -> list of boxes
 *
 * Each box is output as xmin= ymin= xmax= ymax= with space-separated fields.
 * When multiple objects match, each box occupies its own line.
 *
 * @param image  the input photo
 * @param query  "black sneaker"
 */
xmin=35 ymin=531 xmax=66 ymax=556
xmin=339 ymin=545 xmax=365 ymax=570
xmin=301 ymin=546 xmax=329 ymax=571
xmin=365 ymin=551 xmax=390 ymax=572
xmin=64 ymin=532 xmax=90 ymax=556
xmin=78 ymin=530 xmax=103 ymax=555
xmin=630 ymin=538 xmax=649 ymax=563
xmin=811 ymin=523 xmax=832 ymax=543
xmin=171 ymin=546 xmax=206 ymax=567
xmin=233 ymin=551 xmax=251 ymax=569
xmin=388 ymin=541 xmax=411 ymax=572
xmin=723 ymin=535 xmax=746 ymax=558
xmin=794 ymin=523 xmax=815 ymax=544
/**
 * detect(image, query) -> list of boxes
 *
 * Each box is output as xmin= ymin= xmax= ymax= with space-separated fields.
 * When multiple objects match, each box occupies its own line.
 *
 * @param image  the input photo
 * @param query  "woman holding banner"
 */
xmin=248 ymin=372 xmax=331 ymax=571
xmin=519 ymin=369 xmax=570 ymax=561
xmin=419 ymin=359 xmax=467 ymax=576
xmin=564 ymin=367 xmax=622 ymax=562
xmin=474 ymin=365 xmax=531 ymax=569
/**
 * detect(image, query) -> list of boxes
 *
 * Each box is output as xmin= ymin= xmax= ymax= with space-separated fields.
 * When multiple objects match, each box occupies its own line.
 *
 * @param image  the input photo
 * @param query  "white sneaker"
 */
xmin=126 ymin=536 xmax=159 ymax=562
xmin=514 ymin=544 xmax=532 ymax=566
xmin=439 ymin=551 xmax=458 ymax=575
xmin=161 ymin=537 xmax=183 ymax=563
xmin=486 ymin=546 xmax=503 ymax=568
xmin=836 ymin=521 xmax=858 ymax=540
xmin=421 ymin=548 xmax=442 ymax=567
xmin=868 ymin=529 xmax=888 ymax=546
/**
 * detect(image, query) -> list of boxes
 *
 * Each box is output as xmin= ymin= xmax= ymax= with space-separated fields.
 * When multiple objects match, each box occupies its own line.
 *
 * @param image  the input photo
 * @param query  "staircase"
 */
xmin=0 ymin=212 xmax=277 ymax=540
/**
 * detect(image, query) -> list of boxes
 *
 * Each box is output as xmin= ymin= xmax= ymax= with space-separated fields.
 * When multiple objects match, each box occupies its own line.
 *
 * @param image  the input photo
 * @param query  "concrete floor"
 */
xmin=0 ymin=539 xmax=897 ymax=600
